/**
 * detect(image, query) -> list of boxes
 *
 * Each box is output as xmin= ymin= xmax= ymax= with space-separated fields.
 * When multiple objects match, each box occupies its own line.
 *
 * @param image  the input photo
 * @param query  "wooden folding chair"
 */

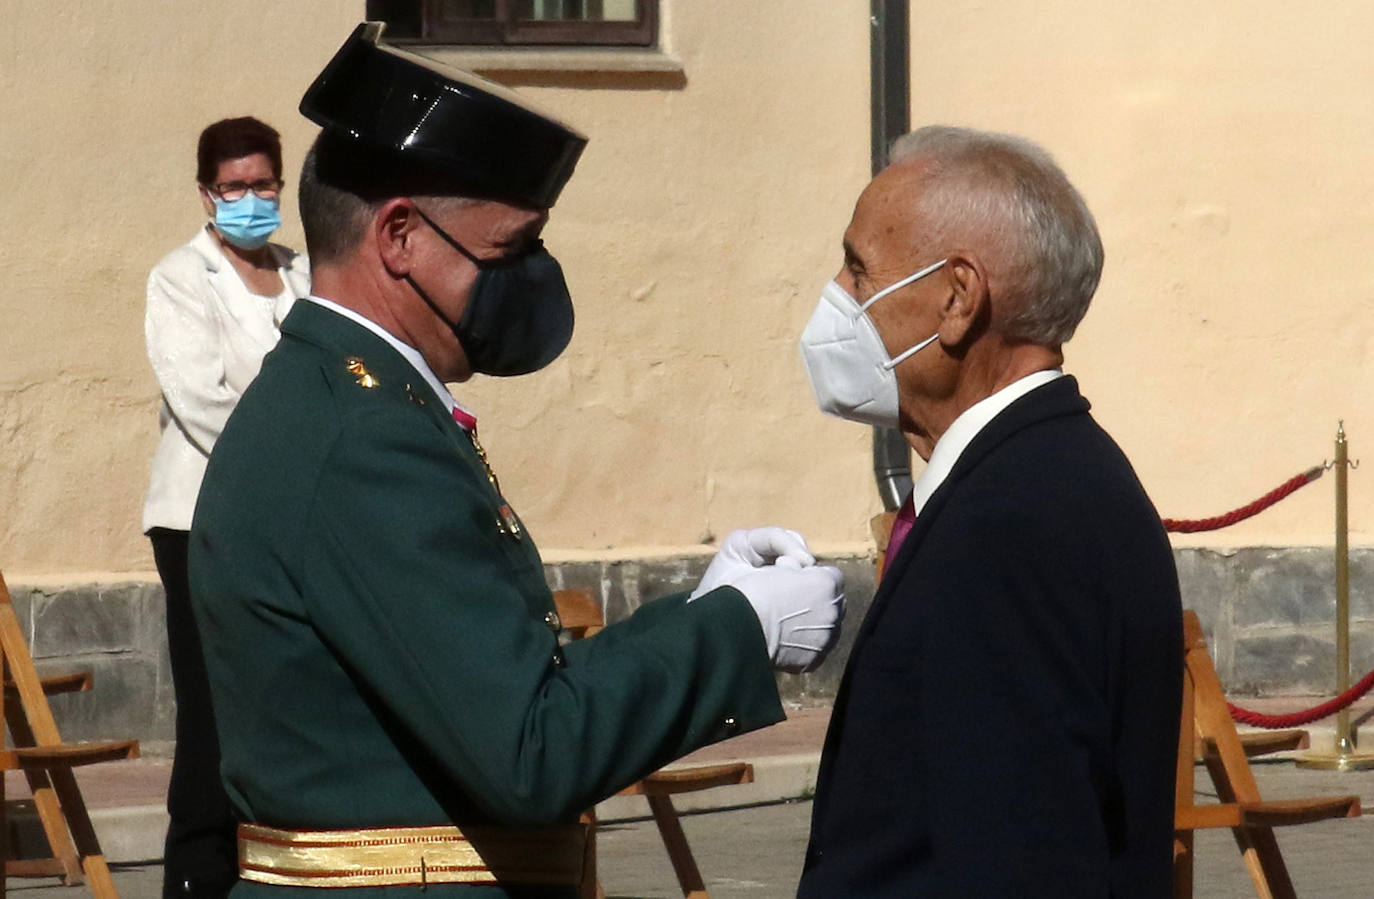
xmin=0 ymin=571 xmax=141 ymax=898
xmin=1173 ymin=610 xmax=1361 ymax=899
xmin=553 ymin=589 xmax=754 ymax=899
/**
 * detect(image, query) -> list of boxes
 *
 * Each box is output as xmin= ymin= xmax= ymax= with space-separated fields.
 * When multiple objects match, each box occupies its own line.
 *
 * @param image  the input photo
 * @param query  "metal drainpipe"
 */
xmin=869 ymin=0 xmax=912 ymax=511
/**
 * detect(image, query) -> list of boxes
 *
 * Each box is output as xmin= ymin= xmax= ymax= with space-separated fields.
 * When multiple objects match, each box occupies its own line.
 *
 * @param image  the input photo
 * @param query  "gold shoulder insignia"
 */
xmin=405 ymin=383 xmax=426 ymax=406
xmin=345 ymin=357 xmax=379 ymax=389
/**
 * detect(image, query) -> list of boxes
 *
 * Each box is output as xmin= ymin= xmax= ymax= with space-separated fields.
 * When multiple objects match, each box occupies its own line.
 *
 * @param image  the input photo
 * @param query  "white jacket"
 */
xmin=143 ymin=226 xmax=310 ymax=532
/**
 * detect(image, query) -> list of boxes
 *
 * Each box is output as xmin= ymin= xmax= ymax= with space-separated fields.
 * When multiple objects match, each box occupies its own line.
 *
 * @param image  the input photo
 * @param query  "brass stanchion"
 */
xmin=1298 ymin=422 xmax=1374 ymax=770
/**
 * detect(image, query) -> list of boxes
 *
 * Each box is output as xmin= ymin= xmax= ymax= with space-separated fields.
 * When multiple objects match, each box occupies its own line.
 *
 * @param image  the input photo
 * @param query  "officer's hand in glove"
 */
xmin=689 ymin=527 xmax=815 ymax=600
xmin=729 ymin=564 xmax=845 ymax=674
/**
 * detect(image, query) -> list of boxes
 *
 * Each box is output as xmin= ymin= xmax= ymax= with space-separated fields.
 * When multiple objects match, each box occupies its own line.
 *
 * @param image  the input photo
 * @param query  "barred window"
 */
xmin=366 ymin=0 xmax=658 ymax=47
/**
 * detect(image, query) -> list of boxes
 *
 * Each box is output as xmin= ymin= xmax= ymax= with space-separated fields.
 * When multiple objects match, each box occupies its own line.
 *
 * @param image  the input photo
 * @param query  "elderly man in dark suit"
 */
xmin=796 ymin=125 xmax=1182 ymax=897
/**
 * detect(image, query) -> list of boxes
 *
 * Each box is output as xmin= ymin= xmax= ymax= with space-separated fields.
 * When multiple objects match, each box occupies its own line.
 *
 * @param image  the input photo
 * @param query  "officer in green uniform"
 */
xmin=189 ymin=23 xmax=845 ymax=896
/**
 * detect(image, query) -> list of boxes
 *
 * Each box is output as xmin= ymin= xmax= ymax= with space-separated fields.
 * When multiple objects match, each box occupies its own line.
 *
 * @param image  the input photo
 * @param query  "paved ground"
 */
xmin=603 ymin=765 xmax=1374 ymax=897
xmin=10 ymin=707 xmax=1374 ymax=896
xmin=10 ymin=760 xmax=1374 ymax=897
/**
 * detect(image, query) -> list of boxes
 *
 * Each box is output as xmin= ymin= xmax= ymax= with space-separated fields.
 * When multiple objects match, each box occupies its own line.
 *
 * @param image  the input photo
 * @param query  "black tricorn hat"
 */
xmin=300 ymin=22 xmax=588 ymax=208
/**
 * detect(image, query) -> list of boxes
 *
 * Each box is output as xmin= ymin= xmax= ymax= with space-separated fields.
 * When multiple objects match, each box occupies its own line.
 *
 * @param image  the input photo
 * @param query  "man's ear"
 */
xmin=938 ymin=253 xmax=989 ymax=346
xmin=374 ymin=198 xmax=421 ymax=277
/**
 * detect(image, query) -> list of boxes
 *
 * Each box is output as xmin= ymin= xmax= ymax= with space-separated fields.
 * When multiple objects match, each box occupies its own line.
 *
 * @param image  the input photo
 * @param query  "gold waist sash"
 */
xmin=237 ymin=821 xmax=587 ymax=888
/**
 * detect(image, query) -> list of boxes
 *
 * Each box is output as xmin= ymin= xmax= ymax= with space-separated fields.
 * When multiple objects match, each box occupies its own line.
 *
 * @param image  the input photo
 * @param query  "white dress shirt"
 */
xmin=143 ymin=226 xmax=310 ymax=532
xmin=909 ymin=369 xmax=1065 ymax=517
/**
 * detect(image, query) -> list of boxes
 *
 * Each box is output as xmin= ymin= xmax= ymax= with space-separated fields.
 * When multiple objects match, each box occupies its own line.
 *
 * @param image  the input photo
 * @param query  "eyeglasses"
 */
xmin=209 ymin=179 xmax=284 ymax=201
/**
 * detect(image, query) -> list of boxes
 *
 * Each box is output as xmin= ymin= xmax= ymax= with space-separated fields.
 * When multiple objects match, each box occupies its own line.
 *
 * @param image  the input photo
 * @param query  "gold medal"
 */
xmin=344 ymin=357 xmax=379 ymax=388
xmin=465 ymin=427 xmax=522 ymax=541
xmin=497 ymin=503 xmax=523 ymax=538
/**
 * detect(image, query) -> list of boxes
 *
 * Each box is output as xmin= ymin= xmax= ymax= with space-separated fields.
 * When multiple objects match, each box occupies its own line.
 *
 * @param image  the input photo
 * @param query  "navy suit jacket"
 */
xmin=799 ymin=376 xmax=1182 ymax=898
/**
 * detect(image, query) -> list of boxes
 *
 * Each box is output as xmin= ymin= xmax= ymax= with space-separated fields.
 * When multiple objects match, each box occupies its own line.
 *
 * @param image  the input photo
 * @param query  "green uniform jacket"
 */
xmin=189 ymin=301 xmax=784 ymax=898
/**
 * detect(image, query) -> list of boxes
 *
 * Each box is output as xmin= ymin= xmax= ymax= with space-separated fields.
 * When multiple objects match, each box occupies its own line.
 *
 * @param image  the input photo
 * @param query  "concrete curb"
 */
xmin=7 ymin=803 xmax=167 ymax=866
xmin=34 ymin=721 xmax=1359 ymax=865
xmin=90 ymin=804 xmax=168 ymax=864
xmin=596 ymin=752 xmax=821 ymax=823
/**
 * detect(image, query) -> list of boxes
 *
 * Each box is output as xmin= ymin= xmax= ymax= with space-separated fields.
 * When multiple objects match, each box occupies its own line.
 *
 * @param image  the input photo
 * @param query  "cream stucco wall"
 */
xmin=1 ymin=1 xmax=1371 ymax=582
xmin=901 ymin=2 xmax=1374 ymax=551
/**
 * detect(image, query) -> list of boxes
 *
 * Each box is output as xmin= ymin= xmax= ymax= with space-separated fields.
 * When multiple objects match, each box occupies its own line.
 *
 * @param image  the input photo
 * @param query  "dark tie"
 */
xmin=883 ymin=492 xmax=916 ymax=572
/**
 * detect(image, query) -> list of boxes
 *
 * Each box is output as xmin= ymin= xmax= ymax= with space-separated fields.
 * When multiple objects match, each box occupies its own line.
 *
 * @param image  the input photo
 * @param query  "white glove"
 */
xmin=729 ymin=564 xmax=845 ymax=673
xmin=689 ymin=527 xmax=815 ymax=600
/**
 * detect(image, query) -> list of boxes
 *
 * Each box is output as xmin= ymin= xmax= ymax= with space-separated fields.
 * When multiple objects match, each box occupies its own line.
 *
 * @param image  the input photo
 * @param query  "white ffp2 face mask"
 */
xmin=798 ymin=258 xmax=947 ymax=428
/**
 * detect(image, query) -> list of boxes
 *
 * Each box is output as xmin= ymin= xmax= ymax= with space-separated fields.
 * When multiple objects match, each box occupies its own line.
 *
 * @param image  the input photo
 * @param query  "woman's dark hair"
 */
xmin=196 ymin=117 xmax=283 ymax=185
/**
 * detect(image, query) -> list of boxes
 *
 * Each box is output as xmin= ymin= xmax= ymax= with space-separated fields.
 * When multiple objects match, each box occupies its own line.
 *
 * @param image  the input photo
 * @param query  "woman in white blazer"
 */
xmin=143 ymin=117 xmax=308 ymax=899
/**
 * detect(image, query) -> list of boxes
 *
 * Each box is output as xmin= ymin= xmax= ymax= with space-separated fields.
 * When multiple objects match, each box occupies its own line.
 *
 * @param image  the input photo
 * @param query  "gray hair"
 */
xmin=298 ymin=134 xmax=480 ymax=266
xmin=888 ymin=126 xmax=1103 ymax=347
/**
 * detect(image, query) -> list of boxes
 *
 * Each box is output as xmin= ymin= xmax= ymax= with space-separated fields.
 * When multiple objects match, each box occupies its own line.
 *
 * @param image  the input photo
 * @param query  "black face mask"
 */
xmin=409 ymin=207 xmax=575 ymax=377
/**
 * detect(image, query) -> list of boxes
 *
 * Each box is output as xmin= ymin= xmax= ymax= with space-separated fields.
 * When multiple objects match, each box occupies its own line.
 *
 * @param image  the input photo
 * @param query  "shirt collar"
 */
xmin=305 ymin=295 xmax=477 ymax=423
xmin=909 ymin=368 xmax=1065 ymax=516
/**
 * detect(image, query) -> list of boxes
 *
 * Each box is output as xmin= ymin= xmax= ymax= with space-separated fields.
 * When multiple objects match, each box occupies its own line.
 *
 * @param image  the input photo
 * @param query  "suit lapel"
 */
xmin=862 ymin=376 xmax=1090 ymax=630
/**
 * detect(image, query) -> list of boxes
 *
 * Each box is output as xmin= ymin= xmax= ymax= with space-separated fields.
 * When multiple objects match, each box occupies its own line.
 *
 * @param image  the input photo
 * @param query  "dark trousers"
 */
xmin=150 ymin=528 xmax=237 ymax=898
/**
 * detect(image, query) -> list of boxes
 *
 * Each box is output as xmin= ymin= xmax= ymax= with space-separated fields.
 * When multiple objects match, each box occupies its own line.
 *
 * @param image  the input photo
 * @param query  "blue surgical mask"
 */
xmin=212 ymin=194 xmax=281 ymax=250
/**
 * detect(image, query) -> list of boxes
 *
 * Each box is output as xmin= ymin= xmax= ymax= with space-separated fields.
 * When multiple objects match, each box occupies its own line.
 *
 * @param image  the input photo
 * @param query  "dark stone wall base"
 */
xmin=1176 ymin=547 xmax=1374 ymax=695
xmin=5 ymin=581 xmax=174 ymax=744
xmin=10 ymin=546 xmax=1369 ymax=742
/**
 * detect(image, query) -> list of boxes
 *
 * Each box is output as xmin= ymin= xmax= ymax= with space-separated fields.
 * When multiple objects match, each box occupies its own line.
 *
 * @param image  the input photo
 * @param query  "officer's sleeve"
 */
xmin=299 ymin=407 xmax=784 ymax=826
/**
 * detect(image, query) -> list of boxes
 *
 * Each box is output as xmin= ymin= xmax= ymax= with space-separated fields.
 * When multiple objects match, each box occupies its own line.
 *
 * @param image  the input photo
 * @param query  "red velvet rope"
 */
xmin=1227 ymin=669 xmax=1374 ymax=728
xmin=1161 ymin=466 xmax=1325 ymax=533
xmin=1160 ymin=463 xmax=1374 ymax=726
